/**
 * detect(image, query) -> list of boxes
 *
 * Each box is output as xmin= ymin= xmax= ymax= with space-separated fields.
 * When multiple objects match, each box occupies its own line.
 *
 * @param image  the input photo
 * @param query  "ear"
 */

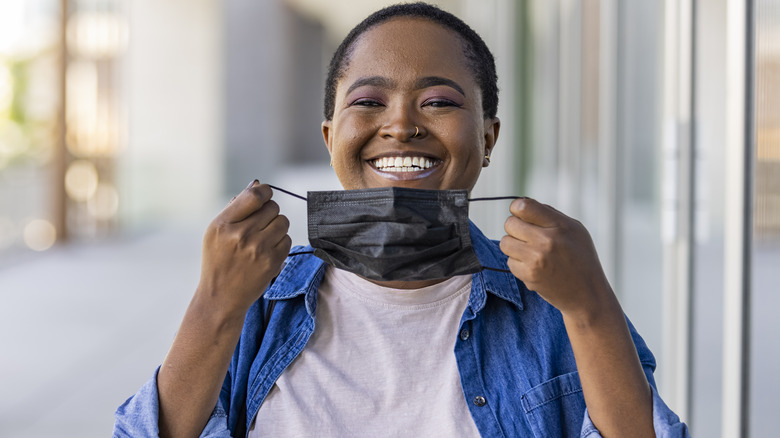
xmin=321 ymin=120 xmax=333 ymax=155
xmin=482 ymin=117 xmax=500 ymax=167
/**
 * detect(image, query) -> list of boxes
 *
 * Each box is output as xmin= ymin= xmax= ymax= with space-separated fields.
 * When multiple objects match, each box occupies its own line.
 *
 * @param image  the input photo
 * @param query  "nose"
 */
xmin=378 ymin=104 xmax=421 ymax=141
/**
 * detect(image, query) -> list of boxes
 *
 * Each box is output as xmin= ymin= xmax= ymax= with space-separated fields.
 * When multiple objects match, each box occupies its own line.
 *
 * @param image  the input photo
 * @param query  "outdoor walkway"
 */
xmin=0 ymin=226 xmax=202 ymax=437
xmin=1 ymin=221 xmax=777 ymax=436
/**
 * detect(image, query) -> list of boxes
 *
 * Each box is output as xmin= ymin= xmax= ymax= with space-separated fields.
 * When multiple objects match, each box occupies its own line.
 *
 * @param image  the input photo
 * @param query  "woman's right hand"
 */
xmin=159 ymin=181 xmax=291 ymax=438
xmin=195 ymin=180 xmax=292 ymax=316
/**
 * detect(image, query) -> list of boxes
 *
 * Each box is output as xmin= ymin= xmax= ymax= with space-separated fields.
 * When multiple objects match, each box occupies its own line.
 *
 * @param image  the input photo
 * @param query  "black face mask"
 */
xmin=270 ymin=185 xmax=515 ymax=282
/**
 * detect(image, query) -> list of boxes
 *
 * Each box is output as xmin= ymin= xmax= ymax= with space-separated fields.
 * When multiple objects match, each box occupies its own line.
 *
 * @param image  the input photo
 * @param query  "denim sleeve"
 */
xmin=113 ymin=367 xmax=232 ymax=438
xmin=579 ymin=384 xmax=691 ymax=437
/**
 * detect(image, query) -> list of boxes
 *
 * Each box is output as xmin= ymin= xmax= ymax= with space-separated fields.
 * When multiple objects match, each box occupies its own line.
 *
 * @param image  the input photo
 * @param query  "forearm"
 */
xmin=157 ymin=290 xmax=247 ymax=438
xmin=562 ymin=287 xmax=654 ymax=438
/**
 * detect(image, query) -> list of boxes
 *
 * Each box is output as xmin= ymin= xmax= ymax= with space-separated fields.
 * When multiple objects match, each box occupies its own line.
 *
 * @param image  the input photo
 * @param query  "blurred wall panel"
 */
xmin=223 ymin=0 xmax=329 ymax=196
xmin=223 ymin=0 xmax=286 ymax=194
xmin=691 ymin=1 xmax=727 ymax=436
xmin=750 ymin=1 xmax=780 ymax=435
xmin=120 ymin=0 xmax=223 ymax=227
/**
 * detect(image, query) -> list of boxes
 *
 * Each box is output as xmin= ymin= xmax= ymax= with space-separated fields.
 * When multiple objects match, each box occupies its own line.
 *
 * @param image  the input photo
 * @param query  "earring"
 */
xmin=484 ymin=153 xmax=491 ymax=164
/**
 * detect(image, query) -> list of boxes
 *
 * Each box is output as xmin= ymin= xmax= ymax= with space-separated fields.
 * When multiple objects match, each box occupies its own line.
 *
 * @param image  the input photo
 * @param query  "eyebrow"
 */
xmin=345 ymin=76 xmax=394 ymax=96
xmin=344 ymin=75 xmax=466 ymax=97
xmin=414 ymin=76 xmax=465 ymax=96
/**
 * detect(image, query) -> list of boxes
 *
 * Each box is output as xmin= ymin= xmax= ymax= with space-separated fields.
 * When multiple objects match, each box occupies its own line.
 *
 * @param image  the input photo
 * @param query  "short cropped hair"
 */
xmin=323 ymin=2 xmax=498 ymax=121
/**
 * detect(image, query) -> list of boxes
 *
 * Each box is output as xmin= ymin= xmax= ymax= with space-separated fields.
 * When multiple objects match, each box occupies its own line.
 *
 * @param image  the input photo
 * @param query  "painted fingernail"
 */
xmin=247 ymin=179 xmax=259 ymax=189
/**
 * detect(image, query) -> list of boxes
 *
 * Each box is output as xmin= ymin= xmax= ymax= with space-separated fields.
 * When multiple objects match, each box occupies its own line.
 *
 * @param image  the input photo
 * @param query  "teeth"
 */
xmin=373 ymin=156 xmax=436 ymax=171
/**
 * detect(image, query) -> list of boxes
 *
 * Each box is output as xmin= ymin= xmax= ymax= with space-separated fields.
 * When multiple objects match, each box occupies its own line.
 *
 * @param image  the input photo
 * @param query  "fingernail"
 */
xmin=247 ymin=179 xmax=259 ymax=189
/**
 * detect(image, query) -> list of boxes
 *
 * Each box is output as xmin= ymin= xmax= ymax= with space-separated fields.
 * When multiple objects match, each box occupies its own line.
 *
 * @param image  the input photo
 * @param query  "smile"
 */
xmin=371 ymin=156 xmax=436 ymax=172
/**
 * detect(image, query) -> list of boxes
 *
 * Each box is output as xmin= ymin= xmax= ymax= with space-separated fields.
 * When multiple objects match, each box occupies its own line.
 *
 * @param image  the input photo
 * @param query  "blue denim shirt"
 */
xmin=114 ymin=223 xmax=689 ymax=437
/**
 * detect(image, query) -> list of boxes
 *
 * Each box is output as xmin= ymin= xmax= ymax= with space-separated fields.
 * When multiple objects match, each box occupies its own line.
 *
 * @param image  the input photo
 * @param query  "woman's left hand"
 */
xmin=499 ymin=197 xmax=613 ymax=318
xmin=501 ymin=197 xmax=656 ymax=437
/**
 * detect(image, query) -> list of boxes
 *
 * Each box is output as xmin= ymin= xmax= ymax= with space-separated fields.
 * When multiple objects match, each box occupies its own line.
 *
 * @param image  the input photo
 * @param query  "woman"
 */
xmin=115 ymin=3 xmax=689 ymax=437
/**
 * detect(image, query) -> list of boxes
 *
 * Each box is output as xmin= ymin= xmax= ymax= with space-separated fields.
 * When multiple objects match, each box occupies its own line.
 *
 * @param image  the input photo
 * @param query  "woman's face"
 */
xmin=322 ymin=17 xmax=500 ymax=192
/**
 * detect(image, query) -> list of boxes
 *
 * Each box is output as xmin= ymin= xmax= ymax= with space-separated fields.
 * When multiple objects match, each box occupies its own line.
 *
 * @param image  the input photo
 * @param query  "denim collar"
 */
xmin=264 ymin=221 xmax=524 ymax=316
xmin=465 ymin=221 xmax=524 ymax=311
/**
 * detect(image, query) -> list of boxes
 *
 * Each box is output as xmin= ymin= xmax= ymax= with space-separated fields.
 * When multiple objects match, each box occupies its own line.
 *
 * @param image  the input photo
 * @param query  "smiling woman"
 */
xmin=316 ymin=13 xmax=500 ymax=294
xmin=323 ymin=16 xmax=498 ymax=192
xmin=113 ymin=3 xmax=689 ymax=438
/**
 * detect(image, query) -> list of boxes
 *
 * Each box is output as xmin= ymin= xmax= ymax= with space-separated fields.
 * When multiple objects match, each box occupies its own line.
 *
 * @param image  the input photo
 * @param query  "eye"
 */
xmin=422 ymin=98 xmax=461 ymax=108
xmin=351 ymin=98 xmax=384 ymax=107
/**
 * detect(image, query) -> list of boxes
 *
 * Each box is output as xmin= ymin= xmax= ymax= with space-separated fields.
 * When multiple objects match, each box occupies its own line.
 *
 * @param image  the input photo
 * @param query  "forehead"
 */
xmin=340 ymin=17 xmax=474 ymax=89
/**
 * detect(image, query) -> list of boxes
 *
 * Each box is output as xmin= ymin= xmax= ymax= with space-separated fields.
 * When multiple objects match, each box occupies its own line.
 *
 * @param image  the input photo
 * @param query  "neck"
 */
xmin=364 ymin=277 xmax=449 ymax=290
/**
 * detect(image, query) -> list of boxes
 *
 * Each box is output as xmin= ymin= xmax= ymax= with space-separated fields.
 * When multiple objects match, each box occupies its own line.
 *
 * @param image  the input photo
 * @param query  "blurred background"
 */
xmin=0 ymin=0 xmax=777 ymax=436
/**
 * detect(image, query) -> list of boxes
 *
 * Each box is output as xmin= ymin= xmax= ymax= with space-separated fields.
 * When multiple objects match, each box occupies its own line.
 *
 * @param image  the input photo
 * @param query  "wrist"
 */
xmin=560 ymin=282 xmax=623 ymax=331
xmin=189 ymin=285 xmax=251 ymax=331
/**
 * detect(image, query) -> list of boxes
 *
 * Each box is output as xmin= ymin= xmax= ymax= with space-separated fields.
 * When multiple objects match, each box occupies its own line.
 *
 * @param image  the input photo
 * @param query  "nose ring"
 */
xmin=413 ymin=126 xmax=420 ymax=138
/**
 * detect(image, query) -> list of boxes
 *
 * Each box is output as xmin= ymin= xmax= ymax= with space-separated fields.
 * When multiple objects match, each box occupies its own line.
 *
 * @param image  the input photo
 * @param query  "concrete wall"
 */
xmin=120 ymin=0 xmax=223 ymax=227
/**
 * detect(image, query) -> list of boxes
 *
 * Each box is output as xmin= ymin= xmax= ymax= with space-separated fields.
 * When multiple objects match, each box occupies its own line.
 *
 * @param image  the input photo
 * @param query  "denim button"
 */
xmin=473 ymin=396 xmax=486 ymax=406
xmin=460 ymin=328 xmax=470 ymax=340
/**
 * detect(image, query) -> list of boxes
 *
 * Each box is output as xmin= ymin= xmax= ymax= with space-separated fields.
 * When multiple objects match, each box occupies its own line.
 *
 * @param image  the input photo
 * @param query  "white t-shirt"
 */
xmin=249 ymin=267 xmax=480 ymax=437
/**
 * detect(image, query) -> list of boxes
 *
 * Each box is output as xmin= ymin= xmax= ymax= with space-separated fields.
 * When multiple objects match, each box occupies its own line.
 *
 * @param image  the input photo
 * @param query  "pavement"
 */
xmin=0 ymin=226 xmax=202 ymax=437
xmin=0 ymin=221 xmax=777 ymax=437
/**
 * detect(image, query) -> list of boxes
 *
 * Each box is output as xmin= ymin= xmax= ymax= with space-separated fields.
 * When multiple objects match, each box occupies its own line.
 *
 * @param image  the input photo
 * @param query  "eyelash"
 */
xmin=350 ymin=98 xmax=461 ymax=108
xmin=352 ymin=98 xmax=383 ymax=107
xmin=423 ymin=98 xmax=460 ymax=108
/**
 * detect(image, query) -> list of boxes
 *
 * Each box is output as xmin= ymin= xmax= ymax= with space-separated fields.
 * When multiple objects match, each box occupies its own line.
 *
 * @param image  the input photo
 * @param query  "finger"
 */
xmin=505 ymin=257 xmax=531 ymax=280
xmin=261 ymin=214 xmax=290 ymax=242
xmin=504 ymin=215 xmax=531 ymax=241
xmin=500 ymin=236 xmax=544 ymax=285
xmin=269 ymin=234 xmax=293 ymax=277
xmin=504 ymin=215 xmax=552 ymax=245
xmin=245 ymin=200 xmax=282 ymax=232
xmin=499 ymin=234 xmax=534 ymax=261
xmin=274 ymin=233 xmax=293 ymax=252
xmin=222 ymin=180 xmax=273 ymax=223
xmin=509 ymin=197 xmax=566 ymax=227
xmin=255 ymin=216 xmax=292 ymax=267
xmin=499 ymin=236 xmax=533 ymax=280
xmin=247 ymin=213 xmax=290 ymax=249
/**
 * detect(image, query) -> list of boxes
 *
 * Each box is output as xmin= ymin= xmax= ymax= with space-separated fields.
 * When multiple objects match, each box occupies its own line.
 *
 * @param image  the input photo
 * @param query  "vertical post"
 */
xmin=459 ymin=0 xmax=518 ymax=239
xmin=722 ymin=0 xmax=753 ymax=436
xmin=556 ymin=0 xmax=583 ymax=219
xmin=598 ymin=0 xmax=620 ymax=291
xmin=54 ymin=0 xmax=69 ymax=242
xmin=661 ymin=0 xmax=695 ymax=422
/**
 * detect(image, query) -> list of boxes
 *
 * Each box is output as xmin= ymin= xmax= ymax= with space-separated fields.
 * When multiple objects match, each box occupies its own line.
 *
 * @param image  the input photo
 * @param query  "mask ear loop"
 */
xmin=268 ymin=184 xmax=307 ymax=201
xmin=268 ymin=185 xmax=520 ymax=272
xmin=468 ymin=195 xmax=521 ymax=202
xmin=468 ymin=195 xmax=521 ymax=274
xmin=267 ymin=185 xmax=521 ymax=205
xmin=265 ymin=185 xmax=314 ymax=256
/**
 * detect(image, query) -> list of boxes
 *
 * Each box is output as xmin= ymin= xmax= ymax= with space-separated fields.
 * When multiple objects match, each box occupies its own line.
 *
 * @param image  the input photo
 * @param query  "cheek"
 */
xmin=334 ymin=116 xmax=373 ymax=154
xmin=443 ymin=120 xmax=484 ymax=158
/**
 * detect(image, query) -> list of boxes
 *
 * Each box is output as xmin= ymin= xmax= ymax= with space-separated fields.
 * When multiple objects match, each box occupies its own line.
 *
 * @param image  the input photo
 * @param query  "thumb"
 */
xmin=222 ymin=180 xmax=273 ymax=223
xmin=509 ymin=197 xmax=564 ymax=228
